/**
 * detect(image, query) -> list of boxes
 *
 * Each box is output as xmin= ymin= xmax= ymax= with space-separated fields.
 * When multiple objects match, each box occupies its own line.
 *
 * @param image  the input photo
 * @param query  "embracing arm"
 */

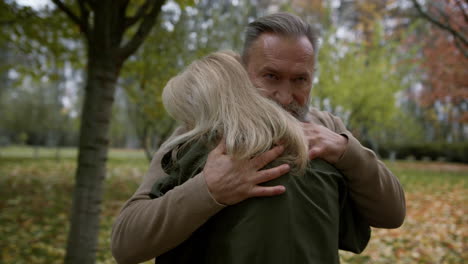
xmin=336 ymin=132 xmax=406 ymax=228
xmin=111 ymin=158 xmax=225 ymax=264
xmin=111 ymin=130 xmax=290 ymax=264
xmin=307 ymin=109 xmax=406 ymax=228
xmin=111 ymin=128 xmax=225 ymax=264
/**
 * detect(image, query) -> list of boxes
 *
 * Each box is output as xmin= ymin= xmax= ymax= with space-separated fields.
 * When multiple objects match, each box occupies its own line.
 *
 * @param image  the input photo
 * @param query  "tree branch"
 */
xmin=411 ymin=0 xmax=468 ymax=56
xmin=51 ymin=0 xmax=89 ymax=36
xmin=77 ymin=0 xmax=90 ymax=36
xmin=124 ymin=0 xmax=152 ymax=29
xmin=51 ymin=0 xmax=81 ymax=25
xmin=455 ymin=0 xmax=468 ymax=24
xmin=119 ymin=0 xmax=165 ymax=60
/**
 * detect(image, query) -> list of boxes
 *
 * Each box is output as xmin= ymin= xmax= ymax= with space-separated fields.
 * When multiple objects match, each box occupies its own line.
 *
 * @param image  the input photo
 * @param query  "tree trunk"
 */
xmin=53 ymin=1 xmax=165 ymax=262
xmin=64 ymin=55 xmax=120 ymax=264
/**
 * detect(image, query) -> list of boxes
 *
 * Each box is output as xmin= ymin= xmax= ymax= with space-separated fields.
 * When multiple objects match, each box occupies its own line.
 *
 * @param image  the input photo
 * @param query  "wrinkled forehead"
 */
xmin=249 ymin=33 xmax=315 ymax=75
xmin=262 ymin=34 xmax=314 ymax=61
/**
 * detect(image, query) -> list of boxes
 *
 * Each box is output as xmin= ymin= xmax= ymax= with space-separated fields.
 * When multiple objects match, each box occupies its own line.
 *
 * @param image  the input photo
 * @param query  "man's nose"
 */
xmin=272 ymin=85 xmax=293 ymax=106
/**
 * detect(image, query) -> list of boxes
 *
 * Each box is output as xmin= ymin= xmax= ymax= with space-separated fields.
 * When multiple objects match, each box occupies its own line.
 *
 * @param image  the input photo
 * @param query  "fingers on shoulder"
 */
xmin=251 ymin=145 xmax=285 ymax=169
xmin=253 ymin=164 xmax=290 ymax=184
xmin=250 ymin=185 xmax=286 ymax=197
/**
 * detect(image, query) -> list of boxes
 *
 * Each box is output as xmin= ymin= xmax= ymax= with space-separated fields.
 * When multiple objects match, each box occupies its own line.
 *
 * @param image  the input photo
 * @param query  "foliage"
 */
xmin=0 ymin=0 xmax=85 ymax=148
xmin=379 ymin=142 xmax=468 ymax=163
xmin=122 ymin=0 xmax=258 ymax=159
xmin=0 ymin=75 xmax=79 ymax=146
xmin=314 ymin=21 xmax=411 ymax=147
xmin=418 ymin=22 xmax=467 ymax=141
xmin=122 ymin=5 xmax=192 ymax=159
xmin=341 ymin=160 xmax=467 ymax=263
xmin=410 ymin=0 xmax=467 ymax=57
xmin=1 ymin=150 xmax=466 ymax=263
xmin=399 ymin=0 xmax=468 ymax=143
xmin=2 ymin=0 xmax=464 ymax=152
xmin=0 ymin=155 xmax=148 ymax=264
xmin=0 ymin=0 xmax=83 ymax=80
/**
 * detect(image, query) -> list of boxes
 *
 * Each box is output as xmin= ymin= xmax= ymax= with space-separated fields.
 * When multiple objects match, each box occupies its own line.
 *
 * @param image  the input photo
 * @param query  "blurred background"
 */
xmin=0 ymin=0 xmax=466 ymax=160
xmin=0 ymin=0 xmax=466 ymax=263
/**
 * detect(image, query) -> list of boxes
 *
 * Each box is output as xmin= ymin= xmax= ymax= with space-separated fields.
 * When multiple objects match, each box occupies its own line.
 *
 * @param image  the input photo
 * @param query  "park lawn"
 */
xmin=0 ymin=147 xmax=466 ymax=263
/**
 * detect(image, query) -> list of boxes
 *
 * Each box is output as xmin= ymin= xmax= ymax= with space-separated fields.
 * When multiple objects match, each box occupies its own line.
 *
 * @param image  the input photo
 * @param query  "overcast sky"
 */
xmin=16 ymin=0 xmax=51 ymax=9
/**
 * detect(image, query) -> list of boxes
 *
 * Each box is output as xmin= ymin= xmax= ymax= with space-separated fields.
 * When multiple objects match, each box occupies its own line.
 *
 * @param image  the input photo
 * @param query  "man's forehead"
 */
xmin=251 ymin=34 xmax=314 ymax=75
xmin=260 ymin=33 xmax=314 ymax=62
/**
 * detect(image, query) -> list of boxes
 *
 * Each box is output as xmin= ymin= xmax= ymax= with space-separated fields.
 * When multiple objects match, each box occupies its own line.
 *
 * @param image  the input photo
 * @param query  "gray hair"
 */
xmin=242 ymin=12 xmax=319 ymax=62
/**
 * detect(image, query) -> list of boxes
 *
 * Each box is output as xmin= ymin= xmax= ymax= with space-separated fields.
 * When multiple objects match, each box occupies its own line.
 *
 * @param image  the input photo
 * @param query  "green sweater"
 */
xmin=150 ymin=141 xmax=370 ymax=264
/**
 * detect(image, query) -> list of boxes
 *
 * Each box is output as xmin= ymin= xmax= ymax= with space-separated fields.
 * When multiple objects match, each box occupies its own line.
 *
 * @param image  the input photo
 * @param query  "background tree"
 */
xmin=410 ymin=0 xmax=467 ymax=57
xmin=392 ymin=0 xmax=464 ymax=147
xmin=48 ymin=0 xmax=180 ymax=263
xmin=314 ymin=21 xmax=411 ymax=151
xmin=0 ymin=0 xmax=82 ymax=149
xmin=122 ymin=0 xmax=258 ymax=160
xmin=406 ymin=0 xmax=468 ymax=143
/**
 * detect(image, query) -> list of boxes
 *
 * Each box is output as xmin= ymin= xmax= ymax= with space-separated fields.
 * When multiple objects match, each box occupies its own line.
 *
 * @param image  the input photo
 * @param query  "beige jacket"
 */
xmin=111 ymin=108 xmax=406 ymax=264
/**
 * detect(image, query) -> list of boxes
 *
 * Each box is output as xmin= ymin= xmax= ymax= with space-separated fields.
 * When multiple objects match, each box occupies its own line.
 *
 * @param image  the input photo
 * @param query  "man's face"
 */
xmin=246 ymin=33 xmax=315 ymax=121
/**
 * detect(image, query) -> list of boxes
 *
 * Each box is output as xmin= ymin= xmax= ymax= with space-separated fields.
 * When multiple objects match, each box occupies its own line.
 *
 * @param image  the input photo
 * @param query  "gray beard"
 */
xmin=281 ymin=99 xmax=310 ymax=122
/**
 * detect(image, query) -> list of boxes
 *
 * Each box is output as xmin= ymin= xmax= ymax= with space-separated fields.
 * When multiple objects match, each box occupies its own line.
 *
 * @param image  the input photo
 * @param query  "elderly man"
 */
xmin=111 ymin=12 xmax=405 ymax=264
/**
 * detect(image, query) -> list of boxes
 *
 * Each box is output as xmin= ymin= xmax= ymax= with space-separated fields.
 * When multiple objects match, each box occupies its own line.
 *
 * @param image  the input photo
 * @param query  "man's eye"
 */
xmin=295 ymin=77 xmax=307 ymax=82
xmin=264 ymin=73 xmax=278 ymax=80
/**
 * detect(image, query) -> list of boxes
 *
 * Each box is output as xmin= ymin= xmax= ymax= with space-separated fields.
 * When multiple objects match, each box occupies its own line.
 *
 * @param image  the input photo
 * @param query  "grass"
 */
xmin=0 ymin=146 xmax=466 ymax=263
xmin=0 ymin=145 xmax=147 ymax=160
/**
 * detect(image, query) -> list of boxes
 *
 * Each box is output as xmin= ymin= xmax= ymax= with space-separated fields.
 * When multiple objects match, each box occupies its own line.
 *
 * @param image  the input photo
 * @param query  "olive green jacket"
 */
xmin=150 ymin=140 xmax=370 ymax=264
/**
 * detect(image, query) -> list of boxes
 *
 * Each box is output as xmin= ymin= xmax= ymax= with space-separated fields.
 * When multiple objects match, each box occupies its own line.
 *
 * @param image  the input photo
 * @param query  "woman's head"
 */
xmin=162 ymin=51 xmax=308 ymax=173
xmin=163 ymin=51 xmax=247 ymax=129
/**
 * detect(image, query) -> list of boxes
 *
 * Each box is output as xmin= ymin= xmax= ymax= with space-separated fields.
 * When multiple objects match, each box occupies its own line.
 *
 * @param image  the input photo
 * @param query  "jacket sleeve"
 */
xmin=110 ymin=128 xmax=225 ymax=264
xmin=313 ymin=110 xmax=406 ymax=228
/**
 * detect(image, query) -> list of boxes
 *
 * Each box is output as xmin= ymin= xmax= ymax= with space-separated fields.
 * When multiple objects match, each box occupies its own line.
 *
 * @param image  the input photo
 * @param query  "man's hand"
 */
xmin=203 ymin=140 xmax=290 ymax=205
xmin=301 ymin=122 xmax=348 ymax=164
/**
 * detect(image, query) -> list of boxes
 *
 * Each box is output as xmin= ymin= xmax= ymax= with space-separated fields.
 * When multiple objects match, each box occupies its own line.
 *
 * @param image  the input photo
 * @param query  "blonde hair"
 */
xmin=161 ymin=51 xmax=308 ymax=174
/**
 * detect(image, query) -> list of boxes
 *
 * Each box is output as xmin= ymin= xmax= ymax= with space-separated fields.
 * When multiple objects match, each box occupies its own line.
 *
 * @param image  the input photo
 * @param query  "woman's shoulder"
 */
xmin=307 ymin=159 xmax=343 ymax=177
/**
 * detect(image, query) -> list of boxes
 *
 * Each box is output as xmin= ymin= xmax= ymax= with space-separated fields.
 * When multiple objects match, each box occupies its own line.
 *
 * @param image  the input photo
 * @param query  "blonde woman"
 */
xmin=149 ymin=51 xmax=370 ymax=264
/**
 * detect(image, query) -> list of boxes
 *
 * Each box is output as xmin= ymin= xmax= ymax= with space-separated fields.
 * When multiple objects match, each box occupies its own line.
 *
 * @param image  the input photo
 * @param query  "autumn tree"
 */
xmin=406 ymin=0 xmax=468 ymax=142
xmin=47 ymin=0 xmax=174 ymax=263
xmin=411 ymin=0 xmax=467 ymax=57
xmin=314 ymin=20 xmax=414 ymax=150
